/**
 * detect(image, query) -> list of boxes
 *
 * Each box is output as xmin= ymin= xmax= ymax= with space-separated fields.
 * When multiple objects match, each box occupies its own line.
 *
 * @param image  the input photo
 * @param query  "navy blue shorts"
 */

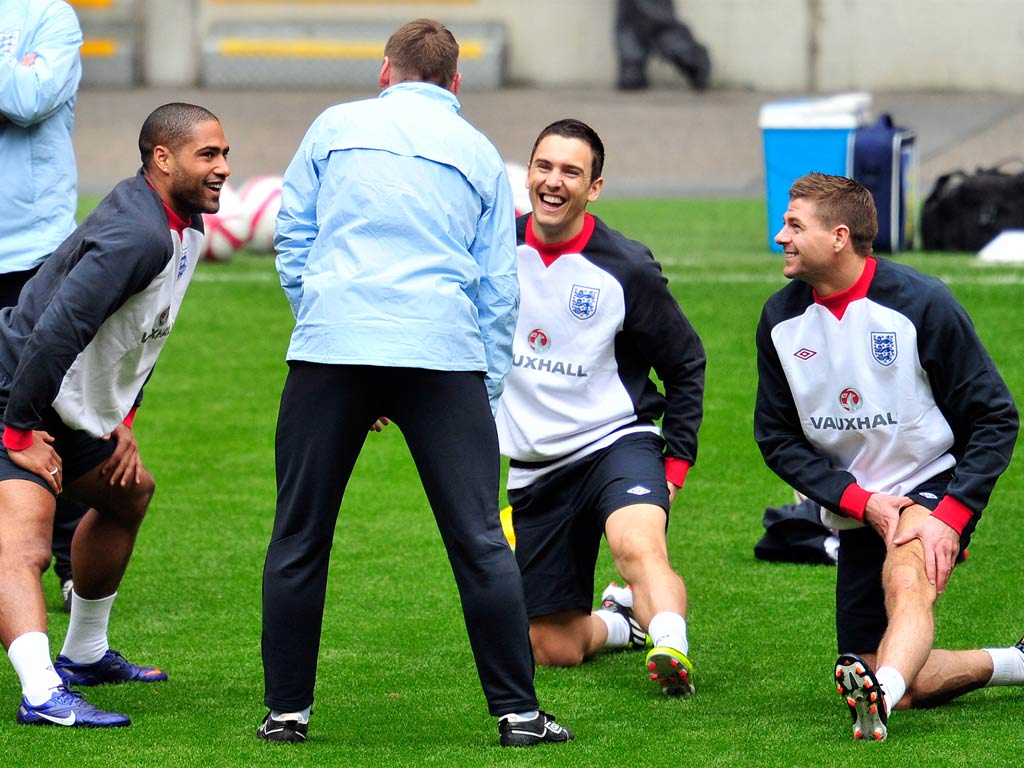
xmin=0 ymin=400 xmax=117 ymax=495
xmin=835 ymin=471 xmax=973 ymax=654
xmin=506 ymin=432 xmax=670 ymax=619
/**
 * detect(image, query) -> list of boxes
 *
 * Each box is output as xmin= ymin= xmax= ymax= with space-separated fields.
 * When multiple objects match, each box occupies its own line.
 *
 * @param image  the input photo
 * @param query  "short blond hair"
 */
xmin=789 ymin=173 xmax=878 ymax=255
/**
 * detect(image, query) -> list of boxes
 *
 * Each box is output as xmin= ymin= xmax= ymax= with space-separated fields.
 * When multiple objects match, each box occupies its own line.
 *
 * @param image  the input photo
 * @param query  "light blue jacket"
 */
xmin=275 ymin=82 xmax=519 ymax=409
xmin=0 ymin=0 xmax=82 ymax=272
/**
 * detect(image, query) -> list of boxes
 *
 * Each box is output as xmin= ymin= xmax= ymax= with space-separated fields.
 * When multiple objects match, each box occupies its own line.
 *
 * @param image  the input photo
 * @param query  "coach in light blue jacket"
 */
xmin=275 ymin=78 xmax=518 ymax=410
xmin=1 ymin=0 xmax=86 ymax=617
xmin=0 ymin=0 xmax=81 ymax=291
xmin=260 ymin=18 xmax=573 ymax=750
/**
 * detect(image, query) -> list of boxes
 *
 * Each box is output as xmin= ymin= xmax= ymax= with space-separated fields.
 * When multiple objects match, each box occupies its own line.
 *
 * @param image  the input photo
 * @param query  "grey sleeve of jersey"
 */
xmin=4 ymin=225 xmax=169 ymax=431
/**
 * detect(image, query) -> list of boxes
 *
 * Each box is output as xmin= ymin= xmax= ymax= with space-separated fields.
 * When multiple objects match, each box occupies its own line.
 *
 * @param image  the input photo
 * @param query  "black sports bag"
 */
xmin=920 ymin=160 xmax=1024 ymax=252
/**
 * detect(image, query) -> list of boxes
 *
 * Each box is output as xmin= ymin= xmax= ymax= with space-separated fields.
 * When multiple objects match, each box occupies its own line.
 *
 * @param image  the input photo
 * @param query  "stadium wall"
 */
xmin=70 ymin=0 xmax=1024 ymax=93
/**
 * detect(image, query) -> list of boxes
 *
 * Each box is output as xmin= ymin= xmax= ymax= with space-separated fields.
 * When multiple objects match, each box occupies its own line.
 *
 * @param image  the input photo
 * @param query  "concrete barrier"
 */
xmin=200 ymin=19 xmax=507 ymax=89
xmin=69 ymin=0 xmax=1024 ymax=93
xmin=69 ymin=0 xmax=136 ymax=87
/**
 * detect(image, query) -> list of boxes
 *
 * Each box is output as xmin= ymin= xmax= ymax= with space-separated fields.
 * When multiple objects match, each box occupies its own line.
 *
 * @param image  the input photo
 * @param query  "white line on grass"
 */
xmin=193 ymin=267 xmax=1024 ymax=288
xmin=670 ymin=272 xmax=1024 ymax=286
xmin=192 ymin=271 xmax=278 ymax=283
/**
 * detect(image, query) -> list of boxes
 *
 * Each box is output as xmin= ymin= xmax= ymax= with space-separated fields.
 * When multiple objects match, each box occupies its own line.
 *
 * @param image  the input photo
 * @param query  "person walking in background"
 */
xmin=496 ymin=119 xmax=705 ymax=696
xmin=0 ymin=102 xmax=230 ymax=728
xmin=755 ymin=172 xmax=1023 ymax=741
xmin=0 ymin=0 xmax=90 ymax=614
xmin=614 ymin=0 xmax=711 ymax=91
xmin=260 ymin=18 xmax=573 ymax=748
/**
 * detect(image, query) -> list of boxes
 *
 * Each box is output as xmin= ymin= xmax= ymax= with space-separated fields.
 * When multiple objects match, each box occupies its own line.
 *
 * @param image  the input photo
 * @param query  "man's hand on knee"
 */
xmin=893 ymin=515 xmax=960 ymax=594
xmin=864 ymin=493 xmax=912 ymax=547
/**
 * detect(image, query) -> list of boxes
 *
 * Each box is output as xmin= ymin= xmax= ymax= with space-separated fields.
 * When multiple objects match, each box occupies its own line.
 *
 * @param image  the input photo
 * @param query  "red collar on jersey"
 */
xmin=814 ymin=256 xmax=877 ymax=320
xmin=524 ymin=213 xmax=596 ymax=267
xmin=144 ymin=178 xmax=191 ymax=237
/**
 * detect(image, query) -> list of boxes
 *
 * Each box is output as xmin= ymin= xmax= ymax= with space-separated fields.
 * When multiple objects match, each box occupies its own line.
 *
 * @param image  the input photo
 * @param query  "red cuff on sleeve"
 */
xmin=839 ymin=483 xmax=871 ymax=522
xmin=2 ymin=426 xmax=33 ymax=451
xmin=123 ymin=407 xmax=138 ymax=429
xmin=931 ymin=496 xmax=973 ymax=535
xmin=664 ymin=457 xmax=691 ymax=489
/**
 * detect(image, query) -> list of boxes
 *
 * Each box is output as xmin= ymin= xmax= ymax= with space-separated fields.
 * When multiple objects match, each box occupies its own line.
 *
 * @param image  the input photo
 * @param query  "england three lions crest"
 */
xmin=871 ymin=332 xmax=897 ymax=366
xmin=569 ymin=284 xmax=600 ymax=320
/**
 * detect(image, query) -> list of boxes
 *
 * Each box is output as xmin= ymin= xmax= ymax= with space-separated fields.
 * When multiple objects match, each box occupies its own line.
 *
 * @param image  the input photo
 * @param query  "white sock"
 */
xmin=595 ymin=609 xmax=630 ymax=649
xmin=500 ymin=711 xmax=539 ymax=722
xmin=59 ymin=591 xmax=116 ymax=663
xmin=271 ymin=706 xmax=311 ymax=722
xmin=601 ymin=582 xmax=633 ymax=610
xmin=984 ymin=646 xmax=1024 ymax=686
xmin=874 ymin=666 xmax=906 ymax=713
xmin=8 ymin=632 xmax=64 ymax=706
xmin=648 ymin=612 xmax=689 ymax=656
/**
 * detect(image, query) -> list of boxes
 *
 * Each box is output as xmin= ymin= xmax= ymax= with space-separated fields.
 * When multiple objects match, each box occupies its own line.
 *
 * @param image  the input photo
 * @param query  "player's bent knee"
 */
xmin=101 ymin=471 xmax=156 ymax=525
xmin=0 ymin=540 xmax=52 ymax=576
xmin=885 ymin=560 xmax=934 ymax=604
xmin=529 ymin=621 xmax=587 ymax=667
xmin=532 ymin=641 xmax=586 ymax=668
xmin=125 ymin=469 xmax=155 ymax=504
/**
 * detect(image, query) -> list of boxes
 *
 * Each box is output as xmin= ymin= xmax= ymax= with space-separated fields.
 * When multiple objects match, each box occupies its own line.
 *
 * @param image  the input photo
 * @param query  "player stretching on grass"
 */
xmin=495 ymin=119 xmax=705 ymax=695
xmin=755 ymin=172 xmax=1024 ymax=741
xmin=0 ymin=102 xmax=230 ymax=727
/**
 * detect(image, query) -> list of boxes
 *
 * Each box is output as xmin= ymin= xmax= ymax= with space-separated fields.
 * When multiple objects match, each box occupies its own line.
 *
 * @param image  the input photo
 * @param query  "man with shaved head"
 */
xmin=0 ymin=102 xmax=230 ymax=728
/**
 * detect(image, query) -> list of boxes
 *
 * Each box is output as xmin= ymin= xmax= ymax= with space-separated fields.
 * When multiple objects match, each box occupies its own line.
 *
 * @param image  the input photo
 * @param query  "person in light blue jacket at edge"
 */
xmin=259 ymin=17 xmax=574 ymax=748
xmin=0 ymin=0 xmax=89 ymax=614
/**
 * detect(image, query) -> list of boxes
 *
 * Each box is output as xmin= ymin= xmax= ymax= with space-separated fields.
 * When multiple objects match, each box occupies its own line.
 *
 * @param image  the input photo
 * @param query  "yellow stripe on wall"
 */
xmin=68 ymin=0 xmax=114 ymax=9
xmin=81 ymin=38 xmax=119 ymax=57
xmin=210 ymin=1 xmax=476 ymax=5
xmin=217 ymin=38 xmax=483 ymax=59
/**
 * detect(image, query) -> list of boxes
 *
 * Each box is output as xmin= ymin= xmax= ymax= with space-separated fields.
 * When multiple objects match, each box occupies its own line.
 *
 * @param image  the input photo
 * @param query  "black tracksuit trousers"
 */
xmin=262 ymin=362 xmax=538 ymax=716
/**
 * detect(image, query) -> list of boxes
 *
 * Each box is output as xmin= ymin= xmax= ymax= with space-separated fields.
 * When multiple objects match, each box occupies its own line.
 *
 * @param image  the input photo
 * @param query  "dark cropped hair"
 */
xmin=138 ymin=102 xmax=220 ymax=168
xmin=789 ymin=172 xmax=878 ymax=255
xmin=529 ymin=118 xmax=605 ymax=181
xmin=384 ymin=18 xmax=459 ymax=87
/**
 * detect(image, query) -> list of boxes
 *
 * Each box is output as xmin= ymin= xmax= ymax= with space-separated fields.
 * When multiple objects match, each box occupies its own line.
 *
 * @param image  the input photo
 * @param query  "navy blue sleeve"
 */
xmin=753 ymin=295 xmax=858 ymax=513
xmin=913 ymin=280 xmax=1019 ymax=516
xmin=621 ymin=249 xmax=705 ymax=466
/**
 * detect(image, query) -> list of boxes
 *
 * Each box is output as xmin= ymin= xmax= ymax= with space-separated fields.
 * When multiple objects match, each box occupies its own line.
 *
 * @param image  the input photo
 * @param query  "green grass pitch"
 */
xmin=0 ymin=198 xmax=1020 ymax=767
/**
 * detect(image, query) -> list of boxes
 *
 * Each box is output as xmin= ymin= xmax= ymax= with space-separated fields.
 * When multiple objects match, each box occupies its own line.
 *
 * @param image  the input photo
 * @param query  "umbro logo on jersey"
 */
xmin=918 ymin=492 xmax=938 ymax=500
xmin=626 ymin=485 xmax=652 ymax=496
xmin=794 ymin=348 xmax=817 ymax=360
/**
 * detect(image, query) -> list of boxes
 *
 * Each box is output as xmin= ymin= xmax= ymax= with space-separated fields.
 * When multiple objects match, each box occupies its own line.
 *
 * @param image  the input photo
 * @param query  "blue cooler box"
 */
xmin=759 ymin=93 xmax=872 ymax=251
